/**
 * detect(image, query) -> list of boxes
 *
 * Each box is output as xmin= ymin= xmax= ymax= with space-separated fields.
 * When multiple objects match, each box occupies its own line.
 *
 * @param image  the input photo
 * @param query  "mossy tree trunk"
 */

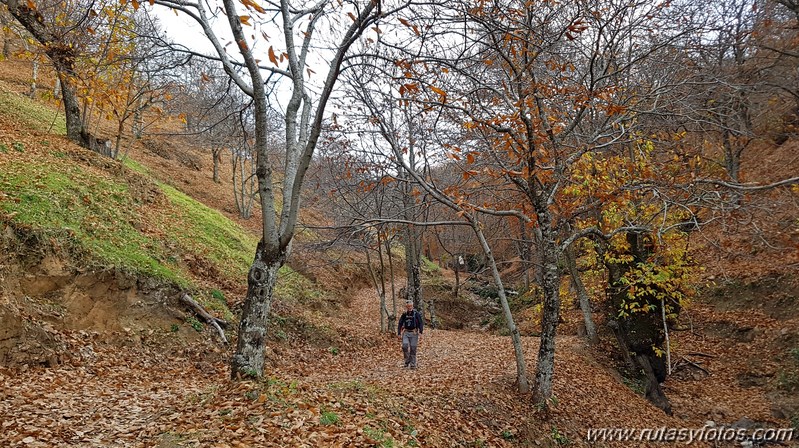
xmin=231 ymin=242 xmax=286 ymax=377
xmin=604 ymin=232 xmax=672 ymax=414
xmin=2 ymin=0 xmax=84 ymax=143
xmin=531 ymin=194 xmax=561 ymax=405
xmin=177 ymin=0 xmax=380 ymax=379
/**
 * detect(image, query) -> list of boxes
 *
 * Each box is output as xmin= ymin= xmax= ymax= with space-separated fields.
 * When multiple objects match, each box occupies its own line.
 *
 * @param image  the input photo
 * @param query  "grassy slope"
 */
xmin=0 ymin=81 xmax=66 ymax=135
xmin=0 ymin=82 xmax=328 ymax=311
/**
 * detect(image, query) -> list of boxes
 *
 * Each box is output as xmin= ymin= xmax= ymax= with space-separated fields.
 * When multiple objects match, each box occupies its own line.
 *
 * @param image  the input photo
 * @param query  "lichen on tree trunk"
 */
xmin=533 ymin=215 xmax=561 ymax=405
xmin=230 ymin=242 xmax=285 ymax=378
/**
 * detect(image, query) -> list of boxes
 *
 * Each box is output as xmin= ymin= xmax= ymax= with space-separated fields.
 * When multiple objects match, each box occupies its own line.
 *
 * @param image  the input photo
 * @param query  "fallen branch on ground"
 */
xmin=686 ymin=351 xmax=716 ymax=358
xmin=678 ymin=356 xmax=710 ymax=375
xmin=180 ymin=293 xmax=229 ymax=344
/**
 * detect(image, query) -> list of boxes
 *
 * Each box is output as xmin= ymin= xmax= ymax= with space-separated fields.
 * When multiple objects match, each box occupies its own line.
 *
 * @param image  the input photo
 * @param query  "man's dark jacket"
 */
xmin=397 ymin=309 xmax=423 ymax=335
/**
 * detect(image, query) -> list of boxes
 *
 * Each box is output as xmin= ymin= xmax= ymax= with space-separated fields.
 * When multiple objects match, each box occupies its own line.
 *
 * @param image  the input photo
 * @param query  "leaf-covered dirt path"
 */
xmin=0 ymin=285 xmax=785 ymax=447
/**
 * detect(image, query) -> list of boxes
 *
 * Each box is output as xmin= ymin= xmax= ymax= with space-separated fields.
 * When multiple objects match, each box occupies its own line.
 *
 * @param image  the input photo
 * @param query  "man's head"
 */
xmin=405 ymin=300 xmax=414 ymax=312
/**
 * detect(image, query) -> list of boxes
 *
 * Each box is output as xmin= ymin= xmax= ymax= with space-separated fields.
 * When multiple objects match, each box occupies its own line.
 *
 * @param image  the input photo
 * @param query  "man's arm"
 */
xmin=417 ymin=311 xmax=423 ymax=335
xmin=397 ymin=314 xmax=404 ymax=336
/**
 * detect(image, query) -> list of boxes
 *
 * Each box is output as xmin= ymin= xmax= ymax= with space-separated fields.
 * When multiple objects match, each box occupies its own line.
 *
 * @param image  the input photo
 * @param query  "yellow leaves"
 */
xmin=466 ymin=153 xmax=475 ymax=164
xmin=26 ymin=0 xmax=36 ymax=10
xmin=239 ymin=15 xmax=252 ymax=26
xmin=463 ymin=121 xmax=478 ymax=131
xmin=131 ymin=0 xmax=140 ymax=10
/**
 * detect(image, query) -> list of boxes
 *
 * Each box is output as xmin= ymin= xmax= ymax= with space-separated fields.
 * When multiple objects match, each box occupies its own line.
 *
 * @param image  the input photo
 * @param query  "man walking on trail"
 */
xmin=398 ymin=300 xmax=423 ymax=369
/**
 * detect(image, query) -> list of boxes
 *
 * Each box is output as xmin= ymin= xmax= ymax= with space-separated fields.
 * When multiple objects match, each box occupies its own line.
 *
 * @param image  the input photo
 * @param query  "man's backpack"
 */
xmin=403 ymin=310 xmax=418 ymax=330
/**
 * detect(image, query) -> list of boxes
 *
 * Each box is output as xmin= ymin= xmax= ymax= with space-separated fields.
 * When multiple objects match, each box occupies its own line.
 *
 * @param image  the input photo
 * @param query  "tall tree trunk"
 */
xmin=212 ymin=147 xmax=222 ymax=183
xmin=473 ymin=220 xmax=529 ymax=393
xmin=722 ymin=130 xmax=742 ymax=182
xmin=453 ymin=264 xmax=460 ymax=298
xmin=533 ymin=213 xmax=561 ymax=405
xmin=401 ymin=168 xmax=423 ymax=312
xmin=4 ymin=1 xmax=88 ymax=145
xmin=377 ymin=234 xmax=389 ymax=332
xmin=230 ymin=243 xmax=285 ymax=378
xmin=385 ymin=237 xmax=397 ymax=329
xmin=365 ymin=246 xmax=385 ymax=332
xmin=405 ymin=232 xmax=422 ymax=312
xmin=132 ymin=99 xmax=143 ymax=138
xmin=57 ymin=69 xmax=83 ymax=143
xmin=29 ymin=55 xmax=37 ymax=98
xmin=533 ymin=226 xmax=545 ymax=295
xmin=113 ymin=120 xmax=124 ymax=159
xmin=564 ymin=244 xmax=598 ymax=345
xmin=518 ymin=218 xmax=532 ymax=291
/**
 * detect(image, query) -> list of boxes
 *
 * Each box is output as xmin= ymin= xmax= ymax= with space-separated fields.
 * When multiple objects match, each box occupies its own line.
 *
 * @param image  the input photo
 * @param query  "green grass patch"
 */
xmin=158 ymin=182 xmax=257 ymax=280
xmin=0 ymin=154 xmax=260 ymax=292
xmin=200 ymin=289 xmax=234 ymax=322
xmin=363 ymin=425 xmax=396 ymax=447
xmin=0 ymin=160 xmax=184 ymax=282
xmin=421 ymin=255 xmax=440 ymax=274
xmin=320 ymin=409 xmax=340 ymax=426
xmin=275 ymin=264 xmax=323 ymax=304
xmin=0 ymin=88 xmax=66 ymax=135
xmin=122 ymin=157 xmax=149 ymax=174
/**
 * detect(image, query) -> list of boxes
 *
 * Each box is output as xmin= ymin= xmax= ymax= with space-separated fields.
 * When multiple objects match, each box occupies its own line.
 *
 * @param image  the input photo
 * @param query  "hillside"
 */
xmin=0 ymin=53 xmax=798 ymax=448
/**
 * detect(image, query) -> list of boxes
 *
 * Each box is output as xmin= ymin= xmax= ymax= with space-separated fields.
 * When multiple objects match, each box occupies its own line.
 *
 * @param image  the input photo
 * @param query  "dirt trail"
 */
xmin=311 ymin=285 xmax=523 ymax=385
xmin=2 ymin=285 xmax=778 ymax=447
xmin=296 ymin=286 xmax=689 ymax=446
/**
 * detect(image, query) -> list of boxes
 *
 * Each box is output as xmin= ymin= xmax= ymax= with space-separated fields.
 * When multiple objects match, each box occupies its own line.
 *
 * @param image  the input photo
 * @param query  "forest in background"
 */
xmin=0 ymin=0 xmax=798 ymax=446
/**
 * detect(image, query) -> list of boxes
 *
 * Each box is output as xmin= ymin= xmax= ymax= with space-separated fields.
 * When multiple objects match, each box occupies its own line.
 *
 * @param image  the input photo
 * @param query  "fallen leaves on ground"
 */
xmin=1 ymin=284 xmax=794 ymax=447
